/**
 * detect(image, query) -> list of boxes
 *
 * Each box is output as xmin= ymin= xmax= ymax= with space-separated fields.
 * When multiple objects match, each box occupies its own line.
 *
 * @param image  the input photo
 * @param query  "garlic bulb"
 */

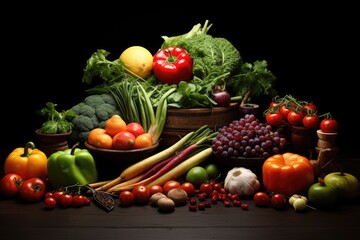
xmin=224 ymin=167 xmax=260 ymax=196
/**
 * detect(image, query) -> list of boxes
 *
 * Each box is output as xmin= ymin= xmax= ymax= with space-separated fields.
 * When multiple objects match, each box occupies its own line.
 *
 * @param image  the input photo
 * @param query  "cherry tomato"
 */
xmin=0 ymin=173 xmax=23 ymax=198
xmin=279 ymin=105 xmax=291 ymax=120
xmin=72 ymin=195 xmax=86 ymax=207
xmin=148 ymin=184 xmax=163 ymax=196
xmin=84 ymin=196 xmax=91 ymax=205
xmin=52 ymin=190 xmax=65 ymax=202
xmin=163 ymin=180 xmax=180 ymax=195
xmin=271 ymin=193 xmax=287 ymax=209
xmin=199 ymin=183 xmax=213 ymax=196
xmin=253 ymin=192 xmax=271 ymax=207
xmin=266 ymin=112 xmax=283 ymax=126
xmin=132 ymin=185 xmax=150 ymax=204
xmin=44 ymin=197 xmax=57 ymax=210
xmin=302 ymin=103 xmax=317 ymax=114
xmin=320 ymin=118 xmax=339 ymax=133
xmin=287 ymin=110 xmax=304 ymax=126
xmin=119 ymin=190 xmax=135 ymax=206
xmin=44 ymin=191 xmax=54 ymax=199
xmin=180 ymin=182 xmax=195 ymax=196
xmin=302 ymin=114 xmax=320 ymax=129
xmin=18 ymin=177 xmax=47 ymax=202
xmin=58 ymin=193 xmax=73 ymax=207
xmin=269 ymin=101 xmax=281 ymax=110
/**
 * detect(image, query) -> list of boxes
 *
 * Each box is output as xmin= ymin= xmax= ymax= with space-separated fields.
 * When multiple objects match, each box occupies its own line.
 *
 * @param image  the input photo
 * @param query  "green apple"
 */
xmin=307 ymin=179 xmax=338 ymax=209
xmin=324 ymin=171 xmax=360 ymax=200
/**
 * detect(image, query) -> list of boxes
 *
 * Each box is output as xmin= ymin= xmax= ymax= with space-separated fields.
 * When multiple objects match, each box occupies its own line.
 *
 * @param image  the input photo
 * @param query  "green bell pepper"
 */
xmin=47 ymin=143 xmax=98 ymax=187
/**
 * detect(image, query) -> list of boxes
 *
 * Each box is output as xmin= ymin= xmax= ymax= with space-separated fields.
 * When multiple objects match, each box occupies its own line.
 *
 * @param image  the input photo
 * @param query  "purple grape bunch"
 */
xmin=212 ymin=114 xmax=287 ymax=159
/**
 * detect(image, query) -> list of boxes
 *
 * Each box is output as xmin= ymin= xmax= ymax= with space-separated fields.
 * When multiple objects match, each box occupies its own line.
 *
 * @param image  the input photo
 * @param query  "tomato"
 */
xmin=58 ymin=193 xmax=73 ymax=207
xmin=18 ymin=177 xmax=47 ymax=202
xmin=180 ymin=182 xmax=195 ymax=196
xmin=126 ymin=122 xmax=145 ymax=138
xmin=271 ymin=193 xmax=287 ymax=209
xmin=83 ymin=196 xmax=91 ymax=205
xmin=302 ymin=114 xmax=320 ymax=129
xmin=119 ymin=190 xmax=135 ymax=206
xmin=269 ymin=101 xmax=281 ymax=110
xmin=148 ymin=184 xmax=164 ymax=196
xmin=72 ymin=195 xmax=86 ymax=207
xmin=287 ymin=110 xmax=304 ymax=126
xmin=163 ymin=180 xmax=181 ymax=195
xmin=44 ymin=191 xmax=53 ymax=199
xmin=52 ymin=190 xmax=65 ymax=202
xmin=265 ymin=112 xmax=283 ymax=126
xmin=253 ymin=192 xmax=271 ymax=207
xmin=262 ymin=153 xmax=315 ymax=196
xmin=279 ymin=105 xmax=291 ymax=120
xmin=320 ymin=118 xmax=339 ymax=133
xmin=0 ymin=173 xmax=23 ymax=198
xmin=112 ymin=131 xmax=136 ymax=150
xmin=302 ymin=103 xmax=317 ymax=115
xmin=199 ymin=183 xmax=213 ymax=196
xmin=44 ymin=197 xmax=57 ymax=210
xmin=132 ymin=185 xmax=150 ymax=204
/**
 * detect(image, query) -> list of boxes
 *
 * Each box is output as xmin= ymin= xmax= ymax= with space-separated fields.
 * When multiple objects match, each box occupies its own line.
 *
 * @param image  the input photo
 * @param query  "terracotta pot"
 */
xmin=35 ymin=129 xmax=71 ymax=157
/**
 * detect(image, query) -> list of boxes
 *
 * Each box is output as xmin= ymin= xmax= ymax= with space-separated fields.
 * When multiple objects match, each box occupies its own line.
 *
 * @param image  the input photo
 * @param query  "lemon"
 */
xmin=119 ymin=46 xmax=153 ymax=79
xmin=185 ymin=166 xmax=209 ymax=188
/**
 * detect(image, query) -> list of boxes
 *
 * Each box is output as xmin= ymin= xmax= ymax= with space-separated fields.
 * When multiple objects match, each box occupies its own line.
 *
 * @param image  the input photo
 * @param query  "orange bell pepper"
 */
xmin=4 ymin=141 xmax=48 ymax=180
xmin=262 ymin=152 xmax=315 ymax=196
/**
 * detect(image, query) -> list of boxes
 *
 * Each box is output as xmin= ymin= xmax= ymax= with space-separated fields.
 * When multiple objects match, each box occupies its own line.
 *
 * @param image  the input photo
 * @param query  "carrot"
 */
xmin=138 ymin=155 xmax=175 ymax=181
xmin=96 ymin=131 xmax=195 ymax=191
xmin=97 ymin=174 xmax=144 ymax=192
xmin=146 ymin=147 xmax=213 ymax=187
xmin=107 ymin=143 xmax=199 ymax=193
xmin=88 ymin=180 xmax=111 ymax=189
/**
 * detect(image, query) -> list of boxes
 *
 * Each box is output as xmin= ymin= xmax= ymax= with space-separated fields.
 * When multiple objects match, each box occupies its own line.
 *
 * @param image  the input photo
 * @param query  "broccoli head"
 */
xmin=70 ymin=93 xmax=120 ymax=143
xmin=95 ymin=103 xmax=120 ymax=122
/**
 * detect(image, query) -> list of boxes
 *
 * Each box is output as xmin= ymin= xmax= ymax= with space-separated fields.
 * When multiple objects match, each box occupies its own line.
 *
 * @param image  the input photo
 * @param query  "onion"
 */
xmin=212 ymin=89 xmax=231 ymax=107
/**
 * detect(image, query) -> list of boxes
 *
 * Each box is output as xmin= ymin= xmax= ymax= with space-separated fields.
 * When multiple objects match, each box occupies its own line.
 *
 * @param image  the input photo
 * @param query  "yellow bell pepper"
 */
xmin=4 ymin=141 xmax=48 ymax=180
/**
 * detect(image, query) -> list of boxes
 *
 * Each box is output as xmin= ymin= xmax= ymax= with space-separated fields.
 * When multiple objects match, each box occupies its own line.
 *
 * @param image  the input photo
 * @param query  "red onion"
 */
xmin=212 ymin=89 xmax=231 ymax=107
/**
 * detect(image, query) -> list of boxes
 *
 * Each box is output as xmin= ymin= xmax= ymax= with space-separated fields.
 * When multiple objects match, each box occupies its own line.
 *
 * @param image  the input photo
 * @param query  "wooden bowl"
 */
xmin=84 ymin=141 xmax=160 ymax=180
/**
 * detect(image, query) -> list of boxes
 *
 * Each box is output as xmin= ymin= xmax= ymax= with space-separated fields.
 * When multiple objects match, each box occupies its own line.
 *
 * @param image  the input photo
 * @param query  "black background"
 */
xmin=1 ymin=2 xmax=358 ymax=163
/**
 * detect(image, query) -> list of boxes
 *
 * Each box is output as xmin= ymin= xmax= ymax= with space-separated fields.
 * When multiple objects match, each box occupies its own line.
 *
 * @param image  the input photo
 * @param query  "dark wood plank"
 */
xmin=1 ymin=193 xmax=359 ymax=240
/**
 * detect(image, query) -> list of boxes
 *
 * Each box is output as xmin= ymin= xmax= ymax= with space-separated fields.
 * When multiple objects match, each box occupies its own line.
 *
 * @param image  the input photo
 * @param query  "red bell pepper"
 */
xmin=152 ymin=46 xmax=193 ymax=85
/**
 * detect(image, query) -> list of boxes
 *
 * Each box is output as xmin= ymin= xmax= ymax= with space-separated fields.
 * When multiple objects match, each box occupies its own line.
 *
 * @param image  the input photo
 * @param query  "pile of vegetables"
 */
xmin=90 ymin=125 xmax=217 ymax=194
xmin=69 ymin=93 xmax=121 ymax=143
xmin=68 ymin=20 xmax=278 ymax=144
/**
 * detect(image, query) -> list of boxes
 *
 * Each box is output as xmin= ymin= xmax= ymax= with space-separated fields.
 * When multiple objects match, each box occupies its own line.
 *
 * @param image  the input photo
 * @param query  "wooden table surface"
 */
xmin=1 ymin=157 xmax=359 ymax=240
xmin=1 ymin=193 xmax=359 ymax=240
